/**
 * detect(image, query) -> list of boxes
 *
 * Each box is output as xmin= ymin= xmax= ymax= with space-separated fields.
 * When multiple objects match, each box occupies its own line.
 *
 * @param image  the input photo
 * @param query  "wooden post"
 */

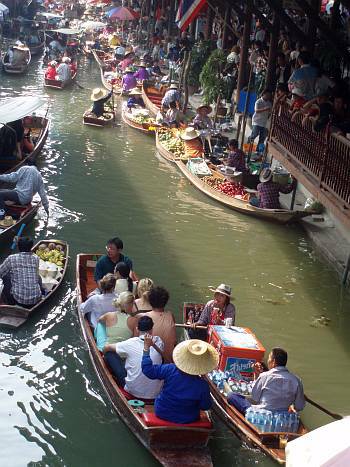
xmin=182 ymin=51 xmax=192 ymax=113
xmin=236 ymin=0 xmax=252 ymax=105
xmin=290 ymin=181 xmax=298 ymax=210
xmin=222 ymin=6 xmax=230 ymax=50
xmin=307 ymin=0 xmax=321 ymax=53
xmin=265 ymin=14 xmax=279 ymax=91
xmin=342 ymin=253 xmax=350 ymax=285
xmin=240 ymin=65 xmax=254 ymax=149
xmin=205 ymin=3 xmax=215 ymax=40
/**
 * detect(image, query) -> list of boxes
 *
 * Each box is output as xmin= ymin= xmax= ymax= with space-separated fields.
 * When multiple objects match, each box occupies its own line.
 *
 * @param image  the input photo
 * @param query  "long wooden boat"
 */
xmin=28 ymin=31 xmax=46 ymax=56
xmin=121 ymin=105 xmax=157 ymax=135
xmin=2 ymin=47 xmax=31 ymax=74
xmin=0 ymin=239 xmax=69 ymax=328
xmin=142 ymin=81 xmax=164 ymax=117
xmin=76 ymin=253 xmax=214 ymax=467
xmin=0 ymin=201 xmax=41 ymax=245
xmin=155 ymin=133 xmax=314 ymax=224
xmin=44 ymin=71 xmax=77 ymax=89
xmin=83 ymin=109 xmax=115 ymax=127
xmin=182 ymin=303 xmax=307 ymax=465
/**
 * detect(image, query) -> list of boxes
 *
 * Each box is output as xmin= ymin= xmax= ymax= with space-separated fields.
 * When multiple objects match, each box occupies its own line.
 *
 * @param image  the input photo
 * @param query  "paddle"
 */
xmin=305 ymin=395 xmax=343 ymax=420
xmin=75 ymin=81 xmax=86 ymax=90
xmin=11 ymin=223 xmax=26 ymax=250
xmin=175 ymin=323 xmax=208 ymax=330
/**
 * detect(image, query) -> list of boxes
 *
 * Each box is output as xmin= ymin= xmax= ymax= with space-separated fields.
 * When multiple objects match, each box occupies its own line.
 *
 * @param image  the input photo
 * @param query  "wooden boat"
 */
xmin=44 ymin=70 xmax=77 ymax=89
xmin=28 ymin=31 xmax=46 ymax=56
xmin=142 ymin=81 xmax=164 ymax=117
xmin=2 ymin=46 xmax=31 ymax=74
xmin=76 ymin=253 xmax=214 ymax=467
xmin=83 ymin=109 xmax=115 ymax=127
xmin=182 ymin=303 xmax=308 ymax=465
xmin=155 ymin=133 xmax=314 ymax=224
xmin=0 ymin=239 xmax=69 ymax=328
xmin=0 ymin=201 xmax=41 ymax=245
xmin=0 ymin=96 xmax=49 ymax=174
xmin=121 ymin=105 xmax=157 ymax=135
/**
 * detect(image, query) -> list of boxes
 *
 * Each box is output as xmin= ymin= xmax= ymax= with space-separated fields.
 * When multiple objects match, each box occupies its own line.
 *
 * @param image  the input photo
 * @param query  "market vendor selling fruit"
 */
xmin=249 ymin=168 xmax=297 ymax=209
xmin=192 ymin=105 xmax=213 ymax=130
xmin=91 ymin=88 xmax=113 ymax=118
xmin=180 ymin=127 xmax=204 ymax=159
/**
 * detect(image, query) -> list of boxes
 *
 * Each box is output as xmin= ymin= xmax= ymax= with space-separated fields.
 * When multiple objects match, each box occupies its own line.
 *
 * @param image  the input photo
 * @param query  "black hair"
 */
xmin=114 ymin=262 xmax=133 ymax=292
xmin=271 ymin=347 xmax=288 ymax=366
xmin=18 ymin=237 xmax=33 ymax=252
xmin=276 ymin=83 xmax=288 ymax=93
xmin=262 ymin=88 xmax=272 ymax=95
xmin=107 ymin=237 xmax=123 ymax=250
xmin=148 ymin=286 xmax=169 ymax=309
xmin=138 ymin=316 xmax=154 ymax=332
xmin=298 ymin=51 xmax=311 ymax=65
xmin=277 ymin=52 xmax=286 ymax=60
xmin=169 ymin=101 xmax=177 ymax=109
xmin=228 ymin=138 xmax=239 ymax=148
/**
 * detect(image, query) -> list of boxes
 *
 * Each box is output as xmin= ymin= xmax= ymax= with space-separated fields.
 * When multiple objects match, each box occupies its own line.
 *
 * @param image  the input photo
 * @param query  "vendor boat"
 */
xmin=0 ymin=96 xmax=49 ymax=174
xmin=83 ymin=109 xmax=115 ymax=127
xmin=44 ymin=70 xmax=77 ymax=89
xmin=2 ymin=46 xmax=31 ymax=74
xmin=0 ymin=239 xmax=68 ymax=328
xmin=121 ymin=104 xmax=157 ymax=135
xmin=76 ymin=253 xmax=214 ymax=467
xmin=155 ymin=131 xmax=315 ymax=224
xmin=182 ymin=303 xmax=308 ymax=465
xmin=0 ymin=201 xmax=41 ymax=246
xmin=142 ymin=81 xmax=164 ymax=117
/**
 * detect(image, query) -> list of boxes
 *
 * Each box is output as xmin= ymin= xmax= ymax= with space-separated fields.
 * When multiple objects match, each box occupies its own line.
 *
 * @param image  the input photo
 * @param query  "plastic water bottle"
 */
xmin=291 ymin=413 xmax=299 ymax=433
xmin=275 ymin=413 xmax=284 ymax=432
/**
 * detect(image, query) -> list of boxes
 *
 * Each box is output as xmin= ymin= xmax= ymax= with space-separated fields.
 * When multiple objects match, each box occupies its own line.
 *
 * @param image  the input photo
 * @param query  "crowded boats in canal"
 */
xmin=0 ymin=0 xmax=350 ymax=466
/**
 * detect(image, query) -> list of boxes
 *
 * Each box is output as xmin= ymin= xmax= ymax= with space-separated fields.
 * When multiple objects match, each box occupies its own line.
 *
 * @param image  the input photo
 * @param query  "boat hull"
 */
xmin=44 ymin=72 xmax=77 ymax=89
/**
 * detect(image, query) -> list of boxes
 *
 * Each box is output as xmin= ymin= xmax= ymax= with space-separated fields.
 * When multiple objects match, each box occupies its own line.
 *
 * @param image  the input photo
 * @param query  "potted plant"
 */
xmin=199 ymin=49 xmax=228 ymax=106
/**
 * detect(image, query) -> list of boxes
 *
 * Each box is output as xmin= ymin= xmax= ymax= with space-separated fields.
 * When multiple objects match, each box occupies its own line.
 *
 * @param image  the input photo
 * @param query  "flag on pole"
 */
xmin=175 ymin=0 xmax=207 ymax=32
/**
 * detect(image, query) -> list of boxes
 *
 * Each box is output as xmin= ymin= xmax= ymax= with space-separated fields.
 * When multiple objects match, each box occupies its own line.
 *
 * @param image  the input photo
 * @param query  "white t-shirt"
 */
xmin=115 ymin=336 xmax=164 ymax=398
xmin=252 ymin=97 xmax=272 ymax=128
xmin=79 ymin=292 xmax=116 ymax=328
xmin=114 ymin=279 xmax=137 ymax=296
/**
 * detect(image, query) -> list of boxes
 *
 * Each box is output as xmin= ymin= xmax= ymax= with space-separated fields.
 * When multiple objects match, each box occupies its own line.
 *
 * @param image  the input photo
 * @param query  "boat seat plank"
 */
xmin=0 ymin=315 xmax=27 ymax=328
xmin=142 ymin=412 xmax=212 ymax=428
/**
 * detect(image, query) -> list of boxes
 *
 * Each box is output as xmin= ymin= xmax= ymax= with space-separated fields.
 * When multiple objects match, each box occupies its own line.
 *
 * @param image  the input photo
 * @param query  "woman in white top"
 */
xmin=114 ymin=262 xmax=137 ymax=295
xmin=79 ymin=274 xmax=116 ymax=328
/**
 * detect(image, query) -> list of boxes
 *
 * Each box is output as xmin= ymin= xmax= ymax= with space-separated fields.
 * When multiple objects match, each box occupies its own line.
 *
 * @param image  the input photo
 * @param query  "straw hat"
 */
xmin=129 ymin=88 xmax=142 ymax=95
xmin=90 ymin=87 xmax=108 ymax=101
xmin=0 ymin=216 xmax=15 ymax=228
xmin=259 ymin=167 xmax=273 ymax=183
xmin=197 ymin=104 xmax=212 ymax=114
xmin=169 ymin=83 xmax=178 ymax=89
xmin=14 ymin=44 xmax=27 ymax=50
xmin=138 ymin=60 xmax=147 ymax=67
xmin=124 ymin=67 xmax=134 ymax=73
xmin=208 ymin=283 xmax=232 ymax=298
xmin=173 ymin=339 xmax=219 ymax=375
xmin=180 ymin=127 xmax=200 ymax=141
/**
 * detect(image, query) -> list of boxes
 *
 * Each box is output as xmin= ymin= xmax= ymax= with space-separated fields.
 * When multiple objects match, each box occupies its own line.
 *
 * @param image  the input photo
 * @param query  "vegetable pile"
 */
xmin=158 ymin=129 xmax=185 ymax=158
xmin=35 ymin=243 xmax=65 ymax=267
xmin=202 ymin=176 xmax=249 ymax=200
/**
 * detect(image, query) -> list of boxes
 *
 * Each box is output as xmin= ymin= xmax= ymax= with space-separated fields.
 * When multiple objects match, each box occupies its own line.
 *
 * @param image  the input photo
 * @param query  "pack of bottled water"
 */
xmin=208 ymin=370 xmax=254 ymax=395
xmin=245 ymin=407 xmax=299 ymax=433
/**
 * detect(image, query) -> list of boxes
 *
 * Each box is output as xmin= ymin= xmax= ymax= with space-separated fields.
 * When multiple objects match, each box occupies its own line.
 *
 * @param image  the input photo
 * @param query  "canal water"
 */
xmin=0 ymin=55 xmax=349 ymax=467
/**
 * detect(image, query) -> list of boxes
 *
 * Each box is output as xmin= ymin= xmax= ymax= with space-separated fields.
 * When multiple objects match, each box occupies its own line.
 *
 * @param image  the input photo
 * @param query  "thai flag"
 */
xmin=176 ymin=0 xmax=207 ymax=32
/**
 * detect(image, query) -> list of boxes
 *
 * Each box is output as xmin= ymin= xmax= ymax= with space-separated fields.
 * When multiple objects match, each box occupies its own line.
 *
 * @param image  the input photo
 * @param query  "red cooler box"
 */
xmin=208 ymin=325 xmax=265 ymax=378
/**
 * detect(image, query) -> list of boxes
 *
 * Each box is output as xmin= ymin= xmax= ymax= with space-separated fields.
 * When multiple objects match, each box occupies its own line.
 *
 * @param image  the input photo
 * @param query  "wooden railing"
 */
xmin=269 ymin=102 xmax=350 ymax=212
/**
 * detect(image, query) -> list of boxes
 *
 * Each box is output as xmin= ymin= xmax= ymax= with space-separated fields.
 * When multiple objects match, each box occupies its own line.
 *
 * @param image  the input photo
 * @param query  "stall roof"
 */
xmin=37 ymin=12 xmax=63 ymax=19
xmin=49 ymin=28 xmax=80 ymax=35
xmin=0 ymin=3 xmax=9 ymax=13
xmin=0 ymin=96 xmax=45 ymax=125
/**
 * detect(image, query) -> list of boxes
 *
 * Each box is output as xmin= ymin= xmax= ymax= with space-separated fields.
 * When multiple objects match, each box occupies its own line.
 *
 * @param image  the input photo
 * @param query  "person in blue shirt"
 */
xmin=94 ymin=237 xmax=133 ymax=286
xmin=142 ymin=337 xmax=219 ymax=424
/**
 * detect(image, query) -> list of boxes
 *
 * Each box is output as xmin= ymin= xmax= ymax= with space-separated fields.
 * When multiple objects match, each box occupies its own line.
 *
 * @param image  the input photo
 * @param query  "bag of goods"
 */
xmin=186 ymin=158 xmax=211 ymax=177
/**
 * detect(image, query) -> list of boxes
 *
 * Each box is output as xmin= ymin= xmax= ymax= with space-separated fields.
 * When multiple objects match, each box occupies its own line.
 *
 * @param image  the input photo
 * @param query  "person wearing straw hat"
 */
xmin=193 ymin=105 xmax=213 ymax=130
xmin=90 ymin=88 xmax=113 ymax=118
xmin=180 ymin=127 xmax=204 ymax=159
xmin=121 ymin=68 xmax=137 ymax=92
xmin=249 ymin=167 xmax=296 ymax=209
xmin=142 ymin=338 xmax=218 ymax=423
xmin=126 ymin=88 xmax=144 ymax=109
xmin=133 ymin=60 xmax=150 ymax=81
xmin=190 ymin=284 xmax=236 ymax=340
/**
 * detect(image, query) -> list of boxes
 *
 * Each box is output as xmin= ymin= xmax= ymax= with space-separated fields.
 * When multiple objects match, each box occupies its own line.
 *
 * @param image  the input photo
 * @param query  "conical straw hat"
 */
xmin=173 ymin=339 xmax=219 ymax=375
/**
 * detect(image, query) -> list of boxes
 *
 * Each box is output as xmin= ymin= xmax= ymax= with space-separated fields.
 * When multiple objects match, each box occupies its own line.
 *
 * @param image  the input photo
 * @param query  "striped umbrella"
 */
xmin=107 ymin=6 xmax=140 ymax=20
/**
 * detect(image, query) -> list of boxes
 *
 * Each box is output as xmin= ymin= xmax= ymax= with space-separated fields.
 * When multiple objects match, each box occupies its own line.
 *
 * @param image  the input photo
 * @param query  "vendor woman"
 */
xmin=180 ymin=127 xmax=204 ymax=159
xmin=190 ymin=283 xmax=235 ymax=340
xmin=126 ymin=88 xmax=144 ymax=109
xmin=192 ymin=105 xmax=213 ymax=130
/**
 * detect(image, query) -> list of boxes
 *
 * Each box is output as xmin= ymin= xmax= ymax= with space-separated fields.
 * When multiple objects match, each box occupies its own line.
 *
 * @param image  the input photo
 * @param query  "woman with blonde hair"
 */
xmin=135 ymin=278 xmax=153 ymax=312
xmin=94 ymin=291 xmax=134 ymax=351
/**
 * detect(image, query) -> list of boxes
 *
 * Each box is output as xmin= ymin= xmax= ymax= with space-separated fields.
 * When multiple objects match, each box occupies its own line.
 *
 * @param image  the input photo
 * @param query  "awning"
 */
xmin=51 ymin=28 xmax=80 ymax=35
xmin=0 ymin=96 xmax=45 ymax=125
xmin=0 ymin=3 xmax=9 ymax=13
xmin=286 ymin=417 xmax=350 ymax=467
xmin=38 ymin=12 xmax=63 ymax=19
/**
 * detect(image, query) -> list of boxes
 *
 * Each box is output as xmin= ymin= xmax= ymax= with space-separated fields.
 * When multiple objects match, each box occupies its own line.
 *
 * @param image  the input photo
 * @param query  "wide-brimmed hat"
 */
xmin=173 ymin=339 xmax=219 ymax=375
xmin=124 ymin=67 xmax=134 ymax=73
xmin=49 ymin=60 xmax=57 ymax=66
xmin=129 ymin=88 xmax=142 ymax=95
xmin=0 ymin=216 xmax=15 ymax=228
xmin=90 ymin=87 xmax=107 ymax=101
xmin=197 ymin=104 xmax=212 ymax=114
xmin=14 ymin=44 xmax=28 ymax=50
xmin=208 ymin=283 xmax=232 ymax=297
xmin=180 ymin=127 xmax=200 ymax=141
xmin=169 ymin=83 xmax=178 ymax=89
xmin=259 ymin=167 xmax=273 ymax=183
xmin=138 ymin=60 xmax=147 ymax=67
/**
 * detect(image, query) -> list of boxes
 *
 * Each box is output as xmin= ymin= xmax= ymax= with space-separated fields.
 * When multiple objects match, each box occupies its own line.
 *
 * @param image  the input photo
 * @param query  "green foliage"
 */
xmin=199 ymin=49 xmax=227 ymax=105
xmin=188 ymin=40 xmax=213 ymax=88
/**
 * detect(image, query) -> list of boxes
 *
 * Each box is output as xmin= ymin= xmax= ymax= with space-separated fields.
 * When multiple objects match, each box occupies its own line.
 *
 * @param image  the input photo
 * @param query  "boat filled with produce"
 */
xmin=35 ymin=240 xmax=68 ymax=292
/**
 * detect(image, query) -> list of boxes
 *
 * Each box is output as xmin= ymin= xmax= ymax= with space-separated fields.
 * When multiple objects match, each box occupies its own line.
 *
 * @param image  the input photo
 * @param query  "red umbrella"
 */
xmin=108 ymin=6 xmax=140 ymax=21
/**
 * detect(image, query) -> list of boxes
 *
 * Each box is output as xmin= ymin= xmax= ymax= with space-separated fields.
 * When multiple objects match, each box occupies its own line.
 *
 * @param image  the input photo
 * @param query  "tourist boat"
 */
xmin=182 ymin=303 xmax=308 ymax=465
xmin=0 ymin=201 xmax=41 ymax=245
xmin=142 ymin=81 xmax=164 ymax=116
xmin=0 ymin=96 xmax=49 ymax=174
xmin=2 ymin=46 xmax=31 ymax=74
xmin=28 ymin=31 xmax=46 ymax=56
xmin=155 ymin=132 xmax=314 ymax=224
xmin=0 ymin=239 xmax=69 ymax=328
xmin=121 ymin=104 xmax=157 ymax=135
xmin=44 ymin=70 xmax=77 ymax=89
xmin=76 ymin=253 xmax=214 ymax=467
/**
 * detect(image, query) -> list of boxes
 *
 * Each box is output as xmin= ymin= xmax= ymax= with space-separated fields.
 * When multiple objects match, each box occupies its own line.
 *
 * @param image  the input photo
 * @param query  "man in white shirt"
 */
xmin=248 ymin=89 xmax=272 ymax=148
xmin=103 ymin=316 xmax=163 ymax=399
xmin=56 ymin=57 xmax=71 ymax=82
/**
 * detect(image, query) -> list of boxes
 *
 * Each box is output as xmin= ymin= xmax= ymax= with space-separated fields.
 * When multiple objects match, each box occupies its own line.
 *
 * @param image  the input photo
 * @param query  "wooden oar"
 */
xmin=75 ymin=81 xmax=86 ymax=90
xmin=305 ymin=395 xmax=343 ymax=420
xmin=175 ymin=323 xmax=208 ymax=330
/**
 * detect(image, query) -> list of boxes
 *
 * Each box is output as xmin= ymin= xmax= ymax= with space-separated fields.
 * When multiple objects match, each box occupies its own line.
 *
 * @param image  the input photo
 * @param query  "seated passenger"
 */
xmin=95 ymin=291 xmax=134 ymax=351
xmin=133 ymin=61 xmax=149 ymax=81
xmin=134 ymin=278 xmax=154 ymax=312
xmin=190 ymin=283 xmax=236 ymax=340
xmin=136 ymin=286 xmax=176 ymax=363
xmin=79 ymin=273 xmax=116 ymax=328
xmin=180 ymin=127 xmax=204 ymax=159
xmin=103 ymin=316 xmax=163 ymax=398
xmin=165 ymin=101 xmax=181 ymax=127
xmin=250 ymin=168 xmax=297 ymax=210
xmin=94 ymin=237 xmax=133 ymax=287
xmin=126 ymin=88 xmax=144 ymax=109
xmin=225 ymin=139 xmax=247 ymax=173
xmin=142 ymin=338 xmax=218 ymax=423
xmin=192 ymin=105 xmax=213 ymax=130
xmin=114 ymin=261 xmax=137 ymax=295
xmin=227 ymin=347 xmax=305 ymax=415
xmin=121 ymin=68 xmax=137 ymax=92
xmin=45 ymin=61 xmax=57 ymax=80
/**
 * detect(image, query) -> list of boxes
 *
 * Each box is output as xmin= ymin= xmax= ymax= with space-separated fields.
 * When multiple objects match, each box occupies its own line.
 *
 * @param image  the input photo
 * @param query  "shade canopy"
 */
xmin=0 ymin=3 xmax=9 ymax=13
xmin=107 ymin=6 xmax=139 ymax=20
xmin=38 ymin=12 xmax=63 ymax=19
xmin=286 ymin=417 xmax=350 ymax=467
xmin=51 ymin=28 xmax=80 ymax=35
xmin=0 ymin=96 xmax=45 ymax=125
xmin=80 ymin=21 xmax=106 ymax=31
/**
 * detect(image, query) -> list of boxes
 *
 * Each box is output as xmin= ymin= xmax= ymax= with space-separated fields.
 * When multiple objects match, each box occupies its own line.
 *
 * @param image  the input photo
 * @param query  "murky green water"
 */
xmin=0 ymin=55 xmax=349 ymax=467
